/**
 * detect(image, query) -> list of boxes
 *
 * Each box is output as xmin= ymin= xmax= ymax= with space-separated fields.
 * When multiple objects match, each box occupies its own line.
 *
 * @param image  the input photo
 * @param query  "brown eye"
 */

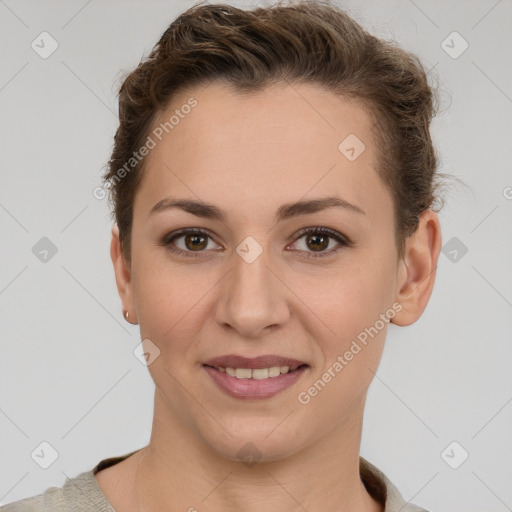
xmin=162 ymin=228 xmax=220 ymax=258
xmin=162 ymin=226 xmax=351 ymax=259
xmin=183 ymin=233 xmax=208 ymax=251
xmin=304 ymin=232 xmax=330 ymax=252
xmin=290 ymin=227 xmax=351 ymax=259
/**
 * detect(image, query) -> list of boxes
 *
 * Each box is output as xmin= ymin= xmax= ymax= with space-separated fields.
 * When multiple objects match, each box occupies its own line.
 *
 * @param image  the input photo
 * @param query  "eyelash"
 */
xmin=160 ymin=226 xmax=352 ymax=259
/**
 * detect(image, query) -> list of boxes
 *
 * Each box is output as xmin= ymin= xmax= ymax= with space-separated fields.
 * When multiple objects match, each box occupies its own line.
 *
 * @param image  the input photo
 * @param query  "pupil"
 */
xmin=186 ymin=234 xmax=207 ymax=251
xmin=308 ymin=234 xmax=327 ymax=251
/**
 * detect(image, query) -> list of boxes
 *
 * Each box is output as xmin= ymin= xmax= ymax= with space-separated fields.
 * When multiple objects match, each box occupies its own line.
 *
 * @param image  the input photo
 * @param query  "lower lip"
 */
xmin=203 ymin=365 xmax=308 ymax=400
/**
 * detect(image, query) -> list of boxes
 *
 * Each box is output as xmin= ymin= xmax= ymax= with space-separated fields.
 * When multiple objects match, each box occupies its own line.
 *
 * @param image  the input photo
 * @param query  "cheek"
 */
xmin=298 ymin=248 xmax=396 ymax=393
xmin=131 ymin=258 xmax=210 ymax=413
xmin=304 ymin=255 xmax=393 ymax=343
xmin=131 ymin=248 xmax=221 ymax=361
xmin=295 ymin=264 xmax=392 ymax=418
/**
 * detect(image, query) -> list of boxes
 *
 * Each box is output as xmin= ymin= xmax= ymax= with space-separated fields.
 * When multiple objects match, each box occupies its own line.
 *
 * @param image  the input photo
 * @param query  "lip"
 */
xmin=202 ymin=354 xmax=309 ymax=400
xmin=203 ymin=354 xmax=307 ymax=369
xmin=203 ymin=364 xmax=308 ymax=400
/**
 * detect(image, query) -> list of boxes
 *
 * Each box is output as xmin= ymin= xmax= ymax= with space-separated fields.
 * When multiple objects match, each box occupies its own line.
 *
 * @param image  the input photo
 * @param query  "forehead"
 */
xmin=133 ymin=80 xmax=391 ymax=226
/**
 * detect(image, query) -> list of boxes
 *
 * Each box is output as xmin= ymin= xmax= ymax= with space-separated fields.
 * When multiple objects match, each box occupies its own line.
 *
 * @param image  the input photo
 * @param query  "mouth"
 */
xmin=202 ymin=355 xmax=309 ymax=399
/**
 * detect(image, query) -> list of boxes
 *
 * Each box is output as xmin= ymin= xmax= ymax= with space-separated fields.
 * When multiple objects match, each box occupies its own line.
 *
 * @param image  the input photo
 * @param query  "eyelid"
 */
xmin=292 ymin=226 xmax=353 ymax=246
xmin=161 ymin=226 xmax=352 ymax=258
xmin=161 ymin=227 xmax=221 ymax=258
xmin=286 ymin=226 xmax=352 ymax=258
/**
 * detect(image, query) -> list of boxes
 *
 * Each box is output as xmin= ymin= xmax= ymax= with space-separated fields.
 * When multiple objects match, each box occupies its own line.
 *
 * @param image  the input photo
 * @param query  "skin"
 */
xmin=98 ymin=80 xmax=442 ymax=512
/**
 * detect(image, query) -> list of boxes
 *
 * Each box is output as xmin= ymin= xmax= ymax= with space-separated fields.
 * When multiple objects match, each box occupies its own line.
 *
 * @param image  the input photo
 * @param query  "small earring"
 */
xmin=125 ymin=311 xmax=129 ymax=320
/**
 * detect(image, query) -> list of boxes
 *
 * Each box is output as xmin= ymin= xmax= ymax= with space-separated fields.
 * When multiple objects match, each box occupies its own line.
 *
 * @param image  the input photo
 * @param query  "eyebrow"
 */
xmin=149 ymin=195 xmax=365 ymax=222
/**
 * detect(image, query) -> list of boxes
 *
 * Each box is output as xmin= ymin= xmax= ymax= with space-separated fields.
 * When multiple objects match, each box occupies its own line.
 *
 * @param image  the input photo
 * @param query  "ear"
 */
xmin=391 ymin=210 xmax=442 ymax=327
xmin=110 ymin=224 xmax=137 ymax=324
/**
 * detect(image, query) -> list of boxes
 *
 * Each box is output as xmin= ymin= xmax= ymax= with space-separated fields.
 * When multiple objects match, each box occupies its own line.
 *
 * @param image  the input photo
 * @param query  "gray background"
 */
xmin=1 ymin=0 xmax=511 ymax=510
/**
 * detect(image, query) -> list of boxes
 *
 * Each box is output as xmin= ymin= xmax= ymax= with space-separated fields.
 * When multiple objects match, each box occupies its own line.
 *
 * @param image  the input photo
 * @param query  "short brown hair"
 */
xmin=102 ymin=0 xmax=444 ymax=261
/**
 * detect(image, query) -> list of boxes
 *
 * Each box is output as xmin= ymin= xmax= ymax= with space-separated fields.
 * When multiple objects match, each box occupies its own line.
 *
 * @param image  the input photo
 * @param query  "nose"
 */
xmin=215 ymin=243 xmax=291 ymax=338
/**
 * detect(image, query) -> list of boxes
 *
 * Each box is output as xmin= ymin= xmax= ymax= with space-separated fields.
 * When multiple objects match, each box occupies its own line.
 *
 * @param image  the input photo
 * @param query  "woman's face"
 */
xmin=119 ymin=81 xmax=406 ymax=461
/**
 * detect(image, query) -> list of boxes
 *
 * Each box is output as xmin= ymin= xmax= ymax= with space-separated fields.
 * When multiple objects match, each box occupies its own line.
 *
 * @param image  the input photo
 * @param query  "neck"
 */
xmin=134 ymin=390 xmax=383 ymax=512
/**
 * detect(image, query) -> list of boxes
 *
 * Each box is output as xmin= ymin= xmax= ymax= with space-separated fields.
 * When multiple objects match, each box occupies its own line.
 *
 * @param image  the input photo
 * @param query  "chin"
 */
xmin=200 ymin=424 xmax=303 ymax=465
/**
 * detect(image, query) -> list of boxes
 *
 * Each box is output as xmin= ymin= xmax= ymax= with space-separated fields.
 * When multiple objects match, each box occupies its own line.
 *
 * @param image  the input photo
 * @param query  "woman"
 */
xmin=2 ymin=0 xmax=443 ymax=510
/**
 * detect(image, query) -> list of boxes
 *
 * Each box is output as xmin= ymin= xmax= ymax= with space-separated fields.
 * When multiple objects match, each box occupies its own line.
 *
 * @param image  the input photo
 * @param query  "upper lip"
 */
xmin=203 ymin=354 xmax=308 ymax=369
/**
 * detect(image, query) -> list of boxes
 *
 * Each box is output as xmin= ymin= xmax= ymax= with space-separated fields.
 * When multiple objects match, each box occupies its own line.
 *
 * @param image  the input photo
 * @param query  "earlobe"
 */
xmin=391 ymin=210 xmax=442 ymax=327
xmin=110 ymin=224 xmax=137 ymax=323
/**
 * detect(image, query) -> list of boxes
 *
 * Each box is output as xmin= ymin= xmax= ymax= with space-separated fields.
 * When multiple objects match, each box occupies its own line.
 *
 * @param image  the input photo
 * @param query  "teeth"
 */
xmin=268 ymin=367 xmax=281 ymax=377
xmin=235 ymin=368 xmax=252 ymax=379
xmin=251 ymin=368 xmax=269 ymax=380
xmin=217 ymin=365 xmax=301 ymax=379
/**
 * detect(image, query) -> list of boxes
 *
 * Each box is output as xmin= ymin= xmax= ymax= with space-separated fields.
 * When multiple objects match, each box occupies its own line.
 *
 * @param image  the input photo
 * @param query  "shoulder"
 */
xmin=0 ymin=469 xmax=114 ymax=512
xmin=1 ymin=450 xmax=142 ymax=512
xmin=359 ymin=456 xmax=432 ymax=512
xmin=0 ymin=485 xmax=66 ymax=512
